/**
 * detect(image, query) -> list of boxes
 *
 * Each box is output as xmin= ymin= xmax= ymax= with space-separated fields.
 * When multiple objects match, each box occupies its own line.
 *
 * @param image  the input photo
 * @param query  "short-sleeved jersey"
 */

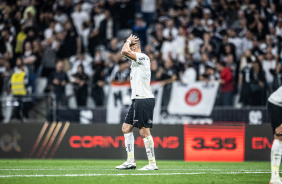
xmin=130 ymin=52 xmax=154 ymax=99
xmin=269 ymin=86 xmax=282 ymax=107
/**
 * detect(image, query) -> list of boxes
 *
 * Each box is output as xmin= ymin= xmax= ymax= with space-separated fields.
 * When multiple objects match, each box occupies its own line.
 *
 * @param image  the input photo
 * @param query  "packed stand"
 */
xmin=0 ymin=0 xmax=282 ymax=122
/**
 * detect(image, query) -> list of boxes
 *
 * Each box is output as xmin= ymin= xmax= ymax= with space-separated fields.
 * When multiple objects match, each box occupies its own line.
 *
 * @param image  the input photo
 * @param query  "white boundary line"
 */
xmin=0 ymin=171 xmax=271 ymax=178
xmin=0 ymin=168 xmax=219 ymax=171
xmin=0 ymin=169 xmax=272 ymax=171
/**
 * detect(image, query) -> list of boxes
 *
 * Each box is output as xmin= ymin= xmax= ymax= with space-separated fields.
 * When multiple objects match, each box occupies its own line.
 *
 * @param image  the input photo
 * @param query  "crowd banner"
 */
xmin=106 ymin=82 xmax=163 ymax=124
xmin=168 ymin=81 xmax=219 ymax=116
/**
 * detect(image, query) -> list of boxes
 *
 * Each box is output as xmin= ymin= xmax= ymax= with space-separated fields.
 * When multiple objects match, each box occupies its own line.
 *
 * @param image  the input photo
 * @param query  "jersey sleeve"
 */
xmin=135 ymin=52 xmax=150 ymax=65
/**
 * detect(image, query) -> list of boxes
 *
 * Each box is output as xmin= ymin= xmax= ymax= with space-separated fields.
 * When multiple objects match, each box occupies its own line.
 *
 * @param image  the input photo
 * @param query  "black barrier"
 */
xmin=54 ymin=107 xmax=269 ymax=124
xmin=245 ymin=124 xmax=273 ymax=161
xmin=0 ymin=123 xmax=184 ymax=160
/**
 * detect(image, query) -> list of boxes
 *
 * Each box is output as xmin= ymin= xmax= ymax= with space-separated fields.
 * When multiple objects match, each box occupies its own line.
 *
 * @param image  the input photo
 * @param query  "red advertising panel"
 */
xmin=184 ymin=124 xmax=245 ymax=162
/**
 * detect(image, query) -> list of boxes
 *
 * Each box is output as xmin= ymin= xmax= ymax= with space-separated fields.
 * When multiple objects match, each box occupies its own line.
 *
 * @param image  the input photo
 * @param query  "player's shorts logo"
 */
xmin=184 ymin=88 xmax=202 ymax=106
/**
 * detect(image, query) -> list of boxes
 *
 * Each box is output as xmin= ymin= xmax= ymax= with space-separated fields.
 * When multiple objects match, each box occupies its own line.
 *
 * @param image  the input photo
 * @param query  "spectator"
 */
xmin=239 ymin=58 xmax=253 ymax=106
xmin=41 ymin=35 xmax=58 ymax=77
xmin=54 ymin=7 xmax=68 ymax=24
xmin=250 ymin=60 xmax=266 ymax=106
xmin=200 ymin=32 xmax=215 ymax=56
xmin=113 ymin=60 xmax=130 ymax=83
xmin=10 ymin=57 xmax=29 ymax=122
xmin=14 ymin=24 xmax=27 ymax=57
xmin=156 ymin=58 xmax=177 ymax=107
xmin=161 ymin=34 xmax=175 ymax=61
xmin=262 ymin=51 xmax=277 ymax=94
xmin=181 ymin=62 xmax=197 ymax=85
xmin=44 ymin=20 xmax=56 ymax=40
xmin=117 ymin=0 xmax=135 ymax=29
xmin=163 ymin=18 xmax=178 ymax=39
xmin=239 ymin=49 xmax=256 ymax=71
xmin=91 ymin=54 xmax=106 ymax=106
xmin=70 ymin=53 xmax=93 ymax=77
xmin=1 ymin=62 xmax=11 ymax=123
xmin=87 ymin=19 xmax=100 ymax=56
xmin=48 ymin=61 xmax=69 ymax=107
xmin=92 ymin=5 xmax=105 ymax=30
xmin=199 ymin=63 xmax=219 ymax=82
xmin=190 ymin=17 xmax=204 ymax=38
xmin=80 ymin=22 xmax=91 ymax=53
xmin=241 ymin=30 xmax=254 ymax=53
xmin=251 ymin=38 xmax=264 ymax=56
xmin=22 ymin=41 xmax=37 ymax=93
xmin=173 ymin=26 xmax=186 ymax=63
xmin=0 ymin=29 xmax=13 ymax=60
xmin=187 ymin=32 xmax=203 ymax=62
xmin=71 ymin=2 xmax=89 ymax=35
xmin=141 ymin=0 xmax=159 ymax=26
xmin=198 ymin=53 xmax=214 ymax=77
xmin=151 ymin=58 xmax=159 ymax=81
xmin=73 ymin=65 xmax=89 ymax=107
xmin=32 ymin=39 xmax=42 ymax=72
xmin=216 ymin=62 xmax=234 ymax=106
xmin=227 ymin=29 xmax=242 ymax=61
xmin=133 ymin=17 xmax=147 ymax=49
xmin=150 ymin=23 xmax=165 ymax=53
xmin=99 ymin=10 xmax=117 ymax=47
xmin=271 ymin=62 xmax=282 ymax=91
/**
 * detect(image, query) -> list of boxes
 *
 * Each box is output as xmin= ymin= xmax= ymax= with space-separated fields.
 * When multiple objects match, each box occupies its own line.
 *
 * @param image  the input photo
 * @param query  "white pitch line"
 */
xmin=0 ymin=168 xmax=272 ymax=171
xmin=0 ymin=171 xmax=271 ymax=178
xmin=0 ymin=168 xmax=219 ymax=171
xmin=0 ymin=173 xmax=201 ymax=177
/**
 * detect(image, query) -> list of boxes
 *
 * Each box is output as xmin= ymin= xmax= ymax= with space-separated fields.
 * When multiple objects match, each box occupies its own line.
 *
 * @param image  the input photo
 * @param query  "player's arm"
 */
xmin=121 ymin=34 xmax=138 ymax=61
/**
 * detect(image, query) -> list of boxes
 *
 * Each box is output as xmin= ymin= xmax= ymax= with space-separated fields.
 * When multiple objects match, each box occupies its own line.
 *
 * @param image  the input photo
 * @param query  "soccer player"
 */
xmin=268 ymin=86 xmax=282 ymax=184
xmin=115 ymin=34 xmax=158 ymax=170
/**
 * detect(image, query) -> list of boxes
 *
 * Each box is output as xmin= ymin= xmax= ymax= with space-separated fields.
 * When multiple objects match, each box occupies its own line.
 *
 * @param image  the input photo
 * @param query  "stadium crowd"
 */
xmin=0 ymin=0 xmax=282 ymax=121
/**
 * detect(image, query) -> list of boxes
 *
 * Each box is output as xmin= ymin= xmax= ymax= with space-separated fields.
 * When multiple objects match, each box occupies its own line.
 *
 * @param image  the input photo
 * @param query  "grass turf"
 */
xmin=0 ymin=159 xmax=271 ymax=184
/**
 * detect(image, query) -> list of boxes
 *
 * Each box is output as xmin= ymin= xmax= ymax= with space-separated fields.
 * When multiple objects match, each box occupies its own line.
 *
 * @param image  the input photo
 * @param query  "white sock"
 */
xmin=143 ymin=136 xmax=156 ymax=166
xmin=271 ymin=139 xmax=282 ymax=179
xmin=124 ymin=132 xmax=134 ymax=163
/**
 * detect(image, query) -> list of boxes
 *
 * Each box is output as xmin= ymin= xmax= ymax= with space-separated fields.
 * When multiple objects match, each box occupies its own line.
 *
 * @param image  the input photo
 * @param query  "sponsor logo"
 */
xmin=252 ymin=137 xmax=272 ymax=149
xmin=249 ymin=110 xmax=262 ymax=125
xmin=69 ymin=136 xmax=179 ymax=149
xmin=80 ymin=110 xmax=93 ymax=124
xmin=29 ymin=122 xmax=70 ymax=159
xmin=0 ymin=130 xmax=21 ymax=152
xmin=184 ymin=88 xmax=202 ymax=106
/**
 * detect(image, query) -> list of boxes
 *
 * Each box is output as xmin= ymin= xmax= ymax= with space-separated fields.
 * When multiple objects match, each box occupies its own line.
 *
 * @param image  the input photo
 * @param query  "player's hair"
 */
xmin=131 ymin=39 xmax=141 ymax=49
xmin=124 ymin=37 xmax=141 ymax=49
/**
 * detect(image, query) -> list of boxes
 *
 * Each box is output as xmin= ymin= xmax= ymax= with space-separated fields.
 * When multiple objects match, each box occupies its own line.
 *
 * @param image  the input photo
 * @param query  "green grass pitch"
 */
xmin=0 ymin=159 xmax=272 ymax=184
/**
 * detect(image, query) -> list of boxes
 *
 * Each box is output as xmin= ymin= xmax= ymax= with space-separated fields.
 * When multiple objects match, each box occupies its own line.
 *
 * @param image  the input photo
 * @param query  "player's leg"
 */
xmin=138 ymin=127 xmax=158 ymax=170
xmin=116 ymin=102 xmax=136 ymax=170
xmin=271 ymin=134 xmax=282 ymax=184
xmin=134 ymin=98 xmax=157 ymax=170
xmin=268 ymin=102 xmax=282 ymax=184
xmin=122 ymin=123 xmax=135 ymax=163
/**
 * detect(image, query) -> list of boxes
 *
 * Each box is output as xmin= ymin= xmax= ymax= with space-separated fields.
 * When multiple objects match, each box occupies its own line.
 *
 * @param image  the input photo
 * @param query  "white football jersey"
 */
xmin=268 ymin=86 xmax=282 ymax=107
xmin=130 ymin=52 xmax=154 ymax=99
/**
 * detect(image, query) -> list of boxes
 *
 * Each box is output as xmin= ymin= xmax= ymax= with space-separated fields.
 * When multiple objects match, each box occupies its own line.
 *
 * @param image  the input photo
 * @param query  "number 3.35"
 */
xmin=192 ymin=137 xmax=236 ymax=150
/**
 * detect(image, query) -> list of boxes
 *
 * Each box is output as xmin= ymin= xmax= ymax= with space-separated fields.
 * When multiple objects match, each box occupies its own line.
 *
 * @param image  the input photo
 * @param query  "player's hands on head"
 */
xmin=127 ymin=34 xmax=139 ymax=45
xmin=275 ymin=124 xmax=282 ymax=135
